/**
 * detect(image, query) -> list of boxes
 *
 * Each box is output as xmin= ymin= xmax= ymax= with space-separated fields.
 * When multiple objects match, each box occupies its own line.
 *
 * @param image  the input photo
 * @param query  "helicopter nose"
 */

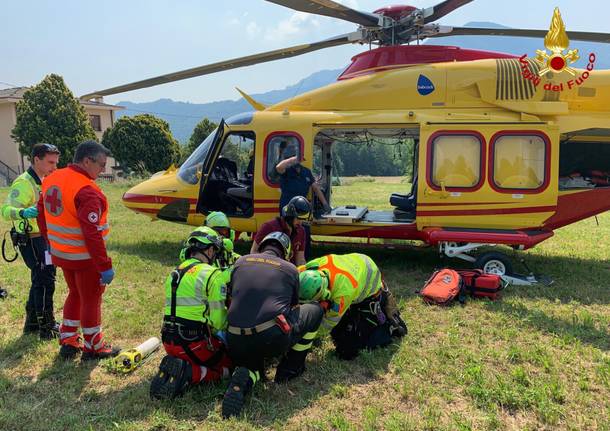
xmin=122 ymin=189 xmax=193 ymax=222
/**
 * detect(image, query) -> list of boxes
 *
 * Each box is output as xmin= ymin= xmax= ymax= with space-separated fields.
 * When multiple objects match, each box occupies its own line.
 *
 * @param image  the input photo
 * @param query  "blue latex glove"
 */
xmin=20 ymin=206 xmax=38 ymax=218
xmin=100 ymin=268 xmax=115 ymax=285
xmin=216 ymin=330 xmax=227 ymax=345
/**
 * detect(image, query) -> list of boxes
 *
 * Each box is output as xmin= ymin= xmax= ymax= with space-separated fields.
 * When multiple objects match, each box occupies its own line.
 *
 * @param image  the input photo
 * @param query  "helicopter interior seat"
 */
xmin=226 ymin=185 xmax=253 ymax=213
xmin=390 ymin=175 xmax=417 ymax=220
xmin=201 ymin=157 xmax=253 ymax=215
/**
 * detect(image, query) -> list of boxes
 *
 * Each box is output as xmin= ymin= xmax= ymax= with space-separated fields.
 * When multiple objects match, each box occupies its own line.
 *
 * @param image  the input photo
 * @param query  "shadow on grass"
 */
xmin=313 ymin=242 xmax=610 ymax=305
xmin=0 ymin=352 xmax=98 ymax=431
xmin=101 ymin=341 xmax=400 ymax=428
xmin=0 ymin=334 xmax=46 ymax=368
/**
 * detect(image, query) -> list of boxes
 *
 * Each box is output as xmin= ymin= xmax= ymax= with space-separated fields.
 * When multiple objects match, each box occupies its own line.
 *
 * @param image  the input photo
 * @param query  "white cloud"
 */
xmin=264 ymin=12 xmax=320 ymax=42
xmin=246 ymin=21 xmax=262 ymax=38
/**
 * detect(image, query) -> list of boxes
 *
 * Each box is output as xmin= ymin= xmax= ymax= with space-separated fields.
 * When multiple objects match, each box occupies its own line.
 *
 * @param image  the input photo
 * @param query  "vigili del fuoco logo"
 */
xmin=519 ymin=7 xmax=596 ymax=92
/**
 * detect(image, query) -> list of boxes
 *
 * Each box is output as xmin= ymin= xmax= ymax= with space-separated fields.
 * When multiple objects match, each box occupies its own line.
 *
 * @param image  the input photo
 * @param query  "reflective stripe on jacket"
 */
xmin=164 ymin=258 xmax=228 ymax=332
xmin=41 ymin=167 xmax=109 ymax=261
xmin=306 ymin=253 xmax=382 ymax=333
xmin=1 ymin=169 xmax=40 ymax=233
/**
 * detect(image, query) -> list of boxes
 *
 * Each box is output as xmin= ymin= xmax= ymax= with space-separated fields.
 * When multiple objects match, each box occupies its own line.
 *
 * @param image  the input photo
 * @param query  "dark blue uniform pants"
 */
xmin=19 ymin=236 xmax=56 ymax=318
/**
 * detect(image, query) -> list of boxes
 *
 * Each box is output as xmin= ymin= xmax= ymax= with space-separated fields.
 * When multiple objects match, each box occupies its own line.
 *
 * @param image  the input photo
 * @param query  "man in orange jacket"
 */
xmin=38 ymin=140 xmax=119 ymax=360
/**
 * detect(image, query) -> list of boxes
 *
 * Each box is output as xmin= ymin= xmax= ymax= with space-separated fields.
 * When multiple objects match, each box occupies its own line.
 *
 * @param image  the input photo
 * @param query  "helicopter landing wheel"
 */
xmin=474 ymin=251 xmax=513 ymax=276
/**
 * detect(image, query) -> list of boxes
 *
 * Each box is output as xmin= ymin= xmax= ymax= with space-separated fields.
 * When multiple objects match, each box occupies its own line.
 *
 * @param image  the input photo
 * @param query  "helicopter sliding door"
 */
xmin=417 ymin=123 xmax=559 ymax=232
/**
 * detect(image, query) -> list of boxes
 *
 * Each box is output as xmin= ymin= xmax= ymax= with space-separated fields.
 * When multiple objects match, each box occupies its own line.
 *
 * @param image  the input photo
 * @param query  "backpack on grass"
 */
xmin=420 ymin=269 xmax=464 ymax=305
xmin=421 ymin=268 xmax=506 ymax=305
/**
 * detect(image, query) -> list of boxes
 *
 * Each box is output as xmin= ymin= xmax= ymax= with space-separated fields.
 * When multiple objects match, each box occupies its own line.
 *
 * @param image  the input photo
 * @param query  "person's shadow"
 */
xmin=88 ymin=337 xmax=400 ymax=428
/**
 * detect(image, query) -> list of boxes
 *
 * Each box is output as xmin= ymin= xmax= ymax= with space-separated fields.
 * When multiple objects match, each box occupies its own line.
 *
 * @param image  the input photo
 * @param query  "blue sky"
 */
xmin=1 ymin=0 xmax=609 ymax=104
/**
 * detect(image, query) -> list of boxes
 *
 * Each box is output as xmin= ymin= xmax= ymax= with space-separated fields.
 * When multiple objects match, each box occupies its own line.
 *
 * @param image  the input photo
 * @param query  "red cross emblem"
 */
xmin=45 ymin=186 xmax=63 ymax=216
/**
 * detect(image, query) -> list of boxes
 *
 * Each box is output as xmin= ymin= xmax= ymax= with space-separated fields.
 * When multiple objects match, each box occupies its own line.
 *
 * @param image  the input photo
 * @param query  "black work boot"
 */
xmin=23 ymin=305 xmax=39 ymax=335
xmin=222 ymin=367 xmax=253 ymax=418
xmin=150 ymin=356 xmax=193 ymax=400
xmin=38 ymin=312 xmax=60 ymax=340
xmin=274 ymin=350 xmax=307 ymax=383
xmin=59 ymin=335 xmax=83 ymax=360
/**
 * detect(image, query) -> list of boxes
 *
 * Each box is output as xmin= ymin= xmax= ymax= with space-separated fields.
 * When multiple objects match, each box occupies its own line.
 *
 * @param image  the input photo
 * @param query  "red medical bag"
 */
xmin=456 ymin=269 xmax=504 ymax=300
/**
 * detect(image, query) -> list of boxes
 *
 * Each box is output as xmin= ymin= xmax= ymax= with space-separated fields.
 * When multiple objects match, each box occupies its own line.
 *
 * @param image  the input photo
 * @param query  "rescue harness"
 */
xmin=162 ymin=260 xmax=225 ymax=369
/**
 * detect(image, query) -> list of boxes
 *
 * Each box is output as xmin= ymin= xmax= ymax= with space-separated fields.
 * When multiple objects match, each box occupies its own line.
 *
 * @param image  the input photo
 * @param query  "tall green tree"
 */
xmin=11 ymin=74 xmax=96 ymax=166
xmin=182 ymin=118 xmax=217 ymax=163
xmin=102 ymin=114 xmax=180 ymax=174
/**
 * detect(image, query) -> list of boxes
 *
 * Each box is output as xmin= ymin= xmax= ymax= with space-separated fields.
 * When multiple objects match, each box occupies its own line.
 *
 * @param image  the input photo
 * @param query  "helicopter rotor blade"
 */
xmin=265 ymin=0 xmax=380 ymax=27
xmin=426 ymin=26 xmax=610 ymax=44
xmin=422 ymin=0 xmax=474 ymax=24
xmin=80 ymin=32 xmax=361 ymax=100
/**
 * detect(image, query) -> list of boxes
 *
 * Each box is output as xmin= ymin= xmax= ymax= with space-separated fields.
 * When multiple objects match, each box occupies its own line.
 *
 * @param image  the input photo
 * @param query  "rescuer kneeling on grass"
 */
xmin=222 ymin=232 xmax=323 ymax=418
xmin=38 ymin=140 xmax=119 ymax=360
xmin=150 ymin=226 xmax=232 ymax=400
xmin=299 ymin=253 xmax=407 ymax=360
xmin=204 ymin=211 xmax=240 ymax=268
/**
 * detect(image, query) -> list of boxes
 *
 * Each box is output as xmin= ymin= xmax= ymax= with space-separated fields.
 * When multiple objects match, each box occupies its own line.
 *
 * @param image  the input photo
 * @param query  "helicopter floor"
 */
xmin=364 ymin=210 xmax=415 ymax=224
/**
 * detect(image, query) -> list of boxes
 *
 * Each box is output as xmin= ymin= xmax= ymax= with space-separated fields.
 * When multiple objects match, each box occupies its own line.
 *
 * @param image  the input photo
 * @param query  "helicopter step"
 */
xmin=439 ymin=242 xmax=553 ymax=286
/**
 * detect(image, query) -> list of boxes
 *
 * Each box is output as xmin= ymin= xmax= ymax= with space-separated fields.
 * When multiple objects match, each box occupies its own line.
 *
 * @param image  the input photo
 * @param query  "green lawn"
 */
xmin=1 ymin=178 xmax=609 ymax=431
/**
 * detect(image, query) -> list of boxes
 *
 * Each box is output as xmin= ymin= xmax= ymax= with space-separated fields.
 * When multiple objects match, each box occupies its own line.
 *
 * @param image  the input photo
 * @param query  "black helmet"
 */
xmin=281 ymin=196 xmax=311 ymax=220
xmin=259 ymin=231 xmax=292 ymax=260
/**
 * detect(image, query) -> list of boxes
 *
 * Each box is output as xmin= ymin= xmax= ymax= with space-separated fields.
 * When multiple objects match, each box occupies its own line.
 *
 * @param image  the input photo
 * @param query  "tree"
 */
xmin=182 ymin=118 xmax=218 ymax=163
xmin=102 ymin=114 xmax=180 ymax=174
xmin=11 ymin=74 xmax=96 ymax=166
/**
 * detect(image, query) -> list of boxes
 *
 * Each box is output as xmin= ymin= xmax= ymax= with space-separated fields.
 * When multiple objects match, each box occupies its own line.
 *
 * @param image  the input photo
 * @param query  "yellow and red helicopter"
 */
xmin=82 ymin=0 xmax=610 ymax=282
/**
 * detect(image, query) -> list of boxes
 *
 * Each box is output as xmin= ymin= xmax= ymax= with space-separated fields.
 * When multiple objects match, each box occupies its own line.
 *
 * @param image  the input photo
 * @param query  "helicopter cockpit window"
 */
xmin=265 ymin=134 xmax=302 ymax=185
xmin=430 ymin=134 xmax=482 ymax=189
xmin=492 ymin=134 xmax=547 ymax=190
xmin=178 ymin=127 xmax=219 ymax=185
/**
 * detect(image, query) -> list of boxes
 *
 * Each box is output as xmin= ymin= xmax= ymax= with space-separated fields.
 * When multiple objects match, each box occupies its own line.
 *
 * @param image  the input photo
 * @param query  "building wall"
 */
xmin=0 ymin=102 xmax=118 ymax=178
xmin=86 ymin=107 xmax=116 ymax=175
xmin=0 ymin=102 xmax=23 ymax=176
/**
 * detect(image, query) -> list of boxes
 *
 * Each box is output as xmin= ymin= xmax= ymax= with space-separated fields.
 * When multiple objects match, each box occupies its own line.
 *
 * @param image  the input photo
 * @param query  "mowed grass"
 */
xmin=1 ymin=177 xmax=610 ymax=431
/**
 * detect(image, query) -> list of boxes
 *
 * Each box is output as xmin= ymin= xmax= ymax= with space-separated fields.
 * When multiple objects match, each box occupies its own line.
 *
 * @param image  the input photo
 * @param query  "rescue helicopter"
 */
xmin=82 ymin=0 xmax=610 ymax=282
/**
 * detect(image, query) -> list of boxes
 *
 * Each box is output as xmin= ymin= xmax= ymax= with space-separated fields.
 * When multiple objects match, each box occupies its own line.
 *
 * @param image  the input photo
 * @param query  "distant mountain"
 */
xmin=116 ymin=69 xmax=343 ymax=143
xmin=117 ymin=22 xmax=610 ymax=143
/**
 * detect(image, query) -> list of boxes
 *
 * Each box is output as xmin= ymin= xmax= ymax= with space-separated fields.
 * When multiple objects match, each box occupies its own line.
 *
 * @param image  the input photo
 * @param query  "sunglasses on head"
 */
xmin=42 ymin=144 xmax=59 ymax=152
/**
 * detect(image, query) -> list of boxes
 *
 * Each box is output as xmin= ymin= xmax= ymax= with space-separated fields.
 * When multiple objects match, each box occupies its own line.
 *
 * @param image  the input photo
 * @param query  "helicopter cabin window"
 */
xmin=429 ymin=133 xmax=483 ymax=190
xmin=198 ymin=131 xmax=255 ymax=216
xmin=491 ymin=133 xmax=547 ymax=191
xmin=265 ymin=133 xmax=303 ymax=186
xmin=178 ymin=127 xmax=219 ymax=185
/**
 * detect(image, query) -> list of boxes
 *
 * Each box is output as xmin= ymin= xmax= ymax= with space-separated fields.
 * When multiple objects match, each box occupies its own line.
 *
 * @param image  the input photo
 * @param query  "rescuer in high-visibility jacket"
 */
xmin=150 ymin=226 xmax=232 ymax=400
xmin=204 ymin=211 xmax=240 ymax=268
xmin=299 ymin=253 xmax=407 ymax=360
xmin=38 ymin=141 xmax=119 ymax=361
xmin=1 ymin=143 xmax=60 ymax=339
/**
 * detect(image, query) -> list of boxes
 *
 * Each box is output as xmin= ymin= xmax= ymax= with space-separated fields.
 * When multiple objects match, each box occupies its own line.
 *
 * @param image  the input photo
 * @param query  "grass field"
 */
xmin=1 ymin=177 xmax=610 ymax=431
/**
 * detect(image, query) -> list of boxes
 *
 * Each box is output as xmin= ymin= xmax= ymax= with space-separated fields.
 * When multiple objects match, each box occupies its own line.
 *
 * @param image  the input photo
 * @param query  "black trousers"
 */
xmin=226 ymin=303 xmax=323 ymax=372
xmin=19 ymin=236 xmax=56 ymax=316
